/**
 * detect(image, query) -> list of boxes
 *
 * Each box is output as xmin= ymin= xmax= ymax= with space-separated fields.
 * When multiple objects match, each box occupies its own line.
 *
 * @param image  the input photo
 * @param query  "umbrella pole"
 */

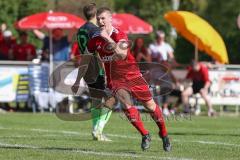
xmin=49 ymin=29 xmax=53 ymax=75
xmin=195 ymin=38 xmax=198 ymax=62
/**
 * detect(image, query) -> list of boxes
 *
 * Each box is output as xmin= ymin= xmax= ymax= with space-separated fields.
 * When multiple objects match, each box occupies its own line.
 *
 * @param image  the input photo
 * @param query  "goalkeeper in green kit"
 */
xmin=72 ymin=3 xmax=113 ymax=141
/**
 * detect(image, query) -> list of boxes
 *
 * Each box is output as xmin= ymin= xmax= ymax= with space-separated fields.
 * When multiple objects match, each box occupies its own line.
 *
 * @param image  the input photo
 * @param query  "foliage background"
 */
xmin=0 ymin=0 xmax=239 ymax=64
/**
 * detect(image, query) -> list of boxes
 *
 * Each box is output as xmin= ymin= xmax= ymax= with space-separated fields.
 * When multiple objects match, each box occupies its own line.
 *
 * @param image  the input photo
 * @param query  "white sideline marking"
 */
xmin=193 ymin=141 xmax=240 ymax=147
xmin=30 ymin=128 xmax=240 ymax=148
xmin=1 ymin=127 xmax=240 ymax=148
xmin=0 ymin=142 xmax=192 ymax=160
xmin=0 ymin=142 xmax=38 ymax=149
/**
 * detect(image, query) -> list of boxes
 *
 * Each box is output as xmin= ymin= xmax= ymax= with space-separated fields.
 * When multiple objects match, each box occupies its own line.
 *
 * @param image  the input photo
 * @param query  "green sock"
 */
xmin=97 ymin=107 xmax=112 ymax=133
xmin=91 ymin=106 xmax=101 ymax=132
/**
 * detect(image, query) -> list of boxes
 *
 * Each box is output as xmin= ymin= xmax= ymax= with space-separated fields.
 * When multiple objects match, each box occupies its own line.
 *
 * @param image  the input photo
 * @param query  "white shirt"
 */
xmin=149 ymin=42 xmax=173 ymax=61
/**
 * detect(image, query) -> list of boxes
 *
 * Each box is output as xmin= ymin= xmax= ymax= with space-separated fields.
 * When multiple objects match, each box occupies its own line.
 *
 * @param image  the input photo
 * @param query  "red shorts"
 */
xmin=110 ymin=76 xmax=153 ymax=103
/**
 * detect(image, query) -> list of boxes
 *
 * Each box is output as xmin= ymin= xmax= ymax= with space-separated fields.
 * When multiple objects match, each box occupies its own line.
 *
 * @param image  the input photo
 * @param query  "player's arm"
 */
xmin=100 ymin=29 xmax=127 ymax=60
xmin=202 ymin=67 xmax=211 ymax=91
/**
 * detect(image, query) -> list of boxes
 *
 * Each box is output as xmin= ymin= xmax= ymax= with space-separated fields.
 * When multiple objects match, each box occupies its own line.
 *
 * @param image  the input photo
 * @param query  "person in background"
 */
xmin=148 ymin=30 xmax=178 ymax=116
xmin=181 ymin=61 xmax=215 ymax=117
xmin=33 ymin=28 xmax=74 ymax=61
xmin=0 ymin=30 xmax=16 ymax=60
xmin=148 ymin=30 xmax=176 ymax=65
xmin=13 ymin=32 xmax=36 ymax=61
xmin=132 ymin=37 xmax=151 ymax=62
xmin=0 ymin=23 xmax=7 ymax=44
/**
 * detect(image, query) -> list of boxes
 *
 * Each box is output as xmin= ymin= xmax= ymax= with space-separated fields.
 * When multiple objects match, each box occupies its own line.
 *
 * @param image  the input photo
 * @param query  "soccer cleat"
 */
xmin=92 ymin=132 xmax=112 ymax=142
xmin=162 ymin=136 xmax=171 ymax=152
xmin=141 ymin=133 xmax=151 ymax=151
xmin=97 ymin=134 xmax=112 ymax=141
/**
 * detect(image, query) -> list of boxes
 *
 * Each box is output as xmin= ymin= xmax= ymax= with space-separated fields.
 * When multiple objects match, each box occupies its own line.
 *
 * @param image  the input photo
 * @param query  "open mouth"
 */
xmin=99 ymin=24 xmax=105 ymax=29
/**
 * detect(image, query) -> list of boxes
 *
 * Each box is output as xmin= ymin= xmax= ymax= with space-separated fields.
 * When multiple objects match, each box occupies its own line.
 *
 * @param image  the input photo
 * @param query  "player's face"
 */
xmin=97 ymin=11 xmax=112 ymax=30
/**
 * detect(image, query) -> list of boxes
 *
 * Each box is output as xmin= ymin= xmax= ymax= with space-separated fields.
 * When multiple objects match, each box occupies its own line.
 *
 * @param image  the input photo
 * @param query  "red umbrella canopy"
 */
xmin=16 ymin=11 xmax=85 ymax=29
xmin=112 ymin=13 xmax=153 ymax=34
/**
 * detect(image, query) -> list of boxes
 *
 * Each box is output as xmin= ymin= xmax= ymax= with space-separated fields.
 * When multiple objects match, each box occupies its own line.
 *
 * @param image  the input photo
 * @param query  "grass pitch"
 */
xmin=0 ymin=112 xmax=239 ymax=160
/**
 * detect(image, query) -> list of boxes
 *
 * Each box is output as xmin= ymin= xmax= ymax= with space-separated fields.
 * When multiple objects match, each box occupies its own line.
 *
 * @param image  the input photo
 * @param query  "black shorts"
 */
xmin=87 ymin=75 xmax=105 ymax=90
xmin=192 ymin=81 xmax=205 ymax=94
xmin=86 ymin=75 xmax=108 ymax=99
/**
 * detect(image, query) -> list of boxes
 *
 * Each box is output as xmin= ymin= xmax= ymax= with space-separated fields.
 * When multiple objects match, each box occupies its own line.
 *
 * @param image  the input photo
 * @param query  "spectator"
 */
xmin=0 ymin=23 xmax=7 ymax=43
xmin=148 ymin=30 xmax=176 ymax=65
xmin=181 ymin=61 xmax=215 ymax=116
xmin=13 ymin=32 xmax=36 ymax=61
xmin=0 ymin=30 xmax=16 ymax=60
xmin=132 ymin=38 xmax=151 ymax=62
xmin=148 ymin=30 xmax=178 ymax=116
xmin=33 ymin=28 xmax=74 ymax=61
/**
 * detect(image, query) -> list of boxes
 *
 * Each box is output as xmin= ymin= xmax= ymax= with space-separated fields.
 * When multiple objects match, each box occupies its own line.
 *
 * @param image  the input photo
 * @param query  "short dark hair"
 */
xmin=97 ymin=7 xmax=112 ymax=16
xmin=83 ymin=3 xmax=97 ymax=20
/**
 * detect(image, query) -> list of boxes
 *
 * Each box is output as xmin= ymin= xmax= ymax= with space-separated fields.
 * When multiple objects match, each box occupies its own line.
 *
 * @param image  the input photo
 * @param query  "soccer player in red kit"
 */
xmin=87 ymin=7 xmax=171 ymax=152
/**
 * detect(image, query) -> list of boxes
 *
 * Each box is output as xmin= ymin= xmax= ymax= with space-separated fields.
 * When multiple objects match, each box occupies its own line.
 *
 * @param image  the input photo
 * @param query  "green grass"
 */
xmin=0 ymin=112 xmax=239 ymax=160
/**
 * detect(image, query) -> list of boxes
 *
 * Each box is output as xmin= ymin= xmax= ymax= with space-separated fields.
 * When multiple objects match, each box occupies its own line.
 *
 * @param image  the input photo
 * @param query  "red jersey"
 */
xmin=0 ymin=39 xmax=16 ymax=58
xmin=13 ymin=43 xmax=36 ymax=61
xmin=186 ymin=63 xmax=210 ymax=83
xmin=70 ymin=42 xmax=81 ymax=59
xmin=87 ymin=28 xmax=141 ymax=88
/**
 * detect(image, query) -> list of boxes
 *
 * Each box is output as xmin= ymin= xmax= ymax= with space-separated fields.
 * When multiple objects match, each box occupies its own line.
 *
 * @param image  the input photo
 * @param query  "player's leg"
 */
xmin=91 ymin=99 xmax=102 ymax=138
xmin=115 ymin=88 xmax=150 ymax=150
xmin=91 ymin=99 xmax=112 ymax=141
xmin=142 ymin=98 xmax=171 ymax=152
xmin=181 ymin=86 xmax=193 ymax=113
xmin=199 ymin=88 xmax=215 ymax=116
xmin=129 ymin=78 xmax=171 ymax=152
xmin=97 ymin=105 xmax=112 ymax=141
xmin=89 ymin=76 xmax=113 ymax=141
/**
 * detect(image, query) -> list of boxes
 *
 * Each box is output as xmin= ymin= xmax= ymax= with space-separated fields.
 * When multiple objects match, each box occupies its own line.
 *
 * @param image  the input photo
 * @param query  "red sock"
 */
xmin=123 ymin=107 xmax=149 ymax=136
xmin=150 ymin=105 xmax=168 ymax=138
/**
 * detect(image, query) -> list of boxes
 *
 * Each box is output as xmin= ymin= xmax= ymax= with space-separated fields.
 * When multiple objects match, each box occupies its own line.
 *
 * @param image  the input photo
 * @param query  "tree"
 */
xmin=115 ymin=0 xmax=172 ymax=40
xmin=177 ymin=0 xmax=240 ymax=64
xmin=203 ymin=0 xmax=240 ymax=64
xmin=48 ymin=0 xmax=115 ymax=18
xmin=0 ymin=0 xmax=47 ymax=47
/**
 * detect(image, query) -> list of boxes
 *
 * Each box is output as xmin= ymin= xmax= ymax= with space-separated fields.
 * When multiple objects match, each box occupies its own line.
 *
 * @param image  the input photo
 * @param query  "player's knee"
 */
xmin=143 ymin=99 xmax=156 ymax=111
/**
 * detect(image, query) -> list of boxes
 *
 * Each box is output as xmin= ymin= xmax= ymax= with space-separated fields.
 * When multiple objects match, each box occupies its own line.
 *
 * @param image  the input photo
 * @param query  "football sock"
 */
xmin=123 ymin=106 xmax=149 ymax=136
xmin=150 ymin=105 xmax=168 ymax=138
xmin=97 ymin=107 xmax=112 ymax=134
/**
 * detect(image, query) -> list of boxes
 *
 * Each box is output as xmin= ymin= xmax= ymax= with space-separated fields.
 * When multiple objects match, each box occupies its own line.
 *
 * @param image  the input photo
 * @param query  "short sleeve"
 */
xmin=87 ymin=38 xmax=96 ymax=54
xmin=166 ymin=43 xmax=174 ymax=53
xmin=201 ymin=65 xmax=210 ymax=82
